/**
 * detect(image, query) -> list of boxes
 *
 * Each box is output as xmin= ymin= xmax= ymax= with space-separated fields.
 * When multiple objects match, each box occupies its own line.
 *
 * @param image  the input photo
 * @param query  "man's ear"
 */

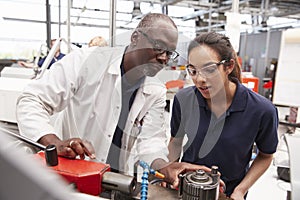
xmin=131 ymin=31 xmax=139 ymax=46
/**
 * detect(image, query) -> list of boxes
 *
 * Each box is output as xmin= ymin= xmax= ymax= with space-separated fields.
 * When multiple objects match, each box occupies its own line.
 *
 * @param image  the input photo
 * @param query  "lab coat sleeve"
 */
xmin=16 ymin=49 xmax=87 ymax=141
xmin=136 ymin=87 xmax=169 ymax=167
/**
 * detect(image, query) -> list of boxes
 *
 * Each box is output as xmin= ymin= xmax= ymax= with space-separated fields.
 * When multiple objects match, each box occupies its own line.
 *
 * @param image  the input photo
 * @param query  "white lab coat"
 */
xmin=16 ymin=46 xmax=169 ymax=175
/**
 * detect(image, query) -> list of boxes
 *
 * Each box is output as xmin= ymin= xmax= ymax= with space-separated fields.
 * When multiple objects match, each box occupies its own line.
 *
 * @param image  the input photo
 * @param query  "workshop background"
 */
xmin=1 ymin=0 xmax=300 ymax=200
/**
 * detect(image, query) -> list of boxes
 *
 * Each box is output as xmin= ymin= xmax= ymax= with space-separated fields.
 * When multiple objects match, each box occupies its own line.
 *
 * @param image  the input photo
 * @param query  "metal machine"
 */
xmin=2 ymin=126 xmax=230 ymax=200
xmin=179 ymin=166 xmax=220 ymax=200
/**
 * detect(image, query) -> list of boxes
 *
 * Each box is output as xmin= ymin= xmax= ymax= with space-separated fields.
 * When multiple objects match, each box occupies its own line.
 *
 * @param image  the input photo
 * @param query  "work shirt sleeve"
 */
xmin=256 ymin=104 xmax=279 ymax=154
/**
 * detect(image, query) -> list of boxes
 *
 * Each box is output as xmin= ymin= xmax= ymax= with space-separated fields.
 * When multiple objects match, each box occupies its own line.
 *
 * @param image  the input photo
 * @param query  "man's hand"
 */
xmin=38 ymin=134 xmax=96 ymax=160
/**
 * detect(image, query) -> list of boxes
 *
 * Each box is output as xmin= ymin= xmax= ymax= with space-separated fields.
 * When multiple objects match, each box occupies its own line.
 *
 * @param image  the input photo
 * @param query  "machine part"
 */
xmin=45 ymin=144 xmax=58 ymax=166
xmin=36 ymin=151 xmax=110 ymax=196
xmin=113 ymin=183 xmax=232 ymax=200
xmin=2 ymin=129 xmax=58 ymax=166
xmin=102 ymin=171 xmax=137 ymax=195
xmin=113 ymin=182 xmax=178 ymax=200
xmin=180 ymin=166 xmax=220 ymax=200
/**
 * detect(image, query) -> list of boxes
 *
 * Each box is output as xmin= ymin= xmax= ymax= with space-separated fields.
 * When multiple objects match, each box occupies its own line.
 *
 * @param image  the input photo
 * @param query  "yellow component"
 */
xmin=179 ymin=65 xmax=186 ymax=70
xmin=155 ymin=171 xmax=165 ymax=179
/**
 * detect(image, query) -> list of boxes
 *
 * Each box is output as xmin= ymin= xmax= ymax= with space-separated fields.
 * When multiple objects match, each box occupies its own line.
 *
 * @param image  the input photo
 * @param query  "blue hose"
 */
xmin=140 ymin=169 xmax=149 ymax=200
xmin=138 ymin=160 xmax=160 ymax=200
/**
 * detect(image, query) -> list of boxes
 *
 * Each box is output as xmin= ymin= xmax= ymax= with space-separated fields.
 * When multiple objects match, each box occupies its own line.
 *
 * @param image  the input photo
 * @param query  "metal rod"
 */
xmin=58 ymin=0 xmax=61 ymax=37
xmin=109 ymin=0 xmax=116 ymax=47
xmin=46 ymin=0 xmax=51 ymax=48
xmin=67 ymin=0 xmax=71 ymax=52
xmin=0 ymin=127 xmax=58 ymax=166
xmin=3 ymin=129 xmax=46 ymax=150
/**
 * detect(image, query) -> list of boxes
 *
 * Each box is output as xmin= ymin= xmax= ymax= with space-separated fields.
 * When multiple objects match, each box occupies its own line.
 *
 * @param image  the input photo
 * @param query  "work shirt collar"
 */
xmin=195 ymin=79 xmax=247 ymax=114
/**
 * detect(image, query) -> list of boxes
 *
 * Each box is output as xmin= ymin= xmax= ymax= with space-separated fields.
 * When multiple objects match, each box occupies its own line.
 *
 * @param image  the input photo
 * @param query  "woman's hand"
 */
xmin=230 ymin=190 xmax=245 ymax=200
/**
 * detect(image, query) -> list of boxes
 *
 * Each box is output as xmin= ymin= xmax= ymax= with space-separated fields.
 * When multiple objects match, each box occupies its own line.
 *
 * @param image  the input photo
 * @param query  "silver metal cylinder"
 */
xmin=102 ymin=172 xmax=137 ymax=195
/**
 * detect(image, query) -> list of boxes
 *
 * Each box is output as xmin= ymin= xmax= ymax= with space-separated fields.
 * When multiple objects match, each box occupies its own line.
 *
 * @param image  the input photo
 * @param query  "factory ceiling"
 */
xmin=124 ymin=0 xmax=300 ymax=32
xmin=1 ymin=0 xmax=300 ymax=35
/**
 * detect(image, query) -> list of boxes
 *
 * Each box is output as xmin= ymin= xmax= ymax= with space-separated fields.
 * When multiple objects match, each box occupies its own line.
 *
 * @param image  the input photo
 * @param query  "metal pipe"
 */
xmin=67 ymin=0 xmax=71 ymax=53
xmin=232 ymin=0 xmax=239 ymax=13
xmin=46 ymin=0 xmax=51 ymax=48
xmin=109 ymin=0 xmax=116 ymax=47
xmin=58 ymin=0 xmax=61 ymax=37
xmin=208 ymin=6 xmax=212 ymax=32
xmin=264 ymin=28 xmax=271 ymax=70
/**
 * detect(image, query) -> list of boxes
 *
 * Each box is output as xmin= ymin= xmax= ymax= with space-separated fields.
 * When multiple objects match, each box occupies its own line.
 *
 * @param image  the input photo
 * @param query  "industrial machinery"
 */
xmin=179 ymin=166 xmax=220 ymax=200
xmin=36 ymin=151 xmax=137 ymax=197
xmin=2 ymin=128 xmax=231 ymax=200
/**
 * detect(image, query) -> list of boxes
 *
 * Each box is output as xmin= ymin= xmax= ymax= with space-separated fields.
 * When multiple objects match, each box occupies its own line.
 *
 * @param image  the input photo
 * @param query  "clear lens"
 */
xmin=139 ymin=31 xmax=179 ymax=60
xmin=186 ymin=64 xmax=218 ymax=78
xmin=154 ymin=48 xmax=179 ymax=60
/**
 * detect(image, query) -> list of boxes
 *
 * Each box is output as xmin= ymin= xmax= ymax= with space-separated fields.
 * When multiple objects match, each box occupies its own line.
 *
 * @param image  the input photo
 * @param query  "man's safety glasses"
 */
xmin=138 ymin=31 xmax=179 ymax=60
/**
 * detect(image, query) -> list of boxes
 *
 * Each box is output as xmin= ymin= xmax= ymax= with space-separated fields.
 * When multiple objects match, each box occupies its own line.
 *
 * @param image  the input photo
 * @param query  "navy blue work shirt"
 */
xmin=106 ymin=63 xmax=144 ymax=172
xmin=38 ymin=52 xmax=65 ymax=69
xmin=171 ymin=80 xmax=278 ymax=196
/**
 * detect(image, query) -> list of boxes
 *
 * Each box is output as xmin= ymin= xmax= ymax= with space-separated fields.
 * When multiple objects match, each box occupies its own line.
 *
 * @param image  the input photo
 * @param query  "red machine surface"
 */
xmin=35 ymin=151 xmax=110 ymax=196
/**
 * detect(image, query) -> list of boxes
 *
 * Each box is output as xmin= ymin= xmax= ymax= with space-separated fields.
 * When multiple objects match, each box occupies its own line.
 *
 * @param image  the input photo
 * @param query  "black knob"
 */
xmin=45 ymin=144 xmax=58 ymax=166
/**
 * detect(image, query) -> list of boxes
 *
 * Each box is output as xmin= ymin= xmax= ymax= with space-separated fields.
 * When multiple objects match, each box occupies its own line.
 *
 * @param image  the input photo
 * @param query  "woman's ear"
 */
xmin=226 ymin=59 xmax=235 ymax=74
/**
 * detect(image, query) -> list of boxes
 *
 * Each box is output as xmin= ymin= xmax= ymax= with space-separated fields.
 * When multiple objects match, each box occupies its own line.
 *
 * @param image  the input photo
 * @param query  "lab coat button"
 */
xmin=101 ymin=159 xmax=105 ymax=162
xmin=108 ymin=134 xmax=111 ymax=138
xmin=89 ymin=112 xmax=95 ymax=119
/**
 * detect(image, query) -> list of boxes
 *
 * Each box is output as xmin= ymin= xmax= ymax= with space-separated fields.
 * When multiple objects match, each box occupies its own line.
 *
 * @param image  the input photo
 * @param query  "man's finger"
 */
xmin=67 ymin=139 xmax=86 ymax=159
xmin=82 ymin=140 xmax=96 ymax=159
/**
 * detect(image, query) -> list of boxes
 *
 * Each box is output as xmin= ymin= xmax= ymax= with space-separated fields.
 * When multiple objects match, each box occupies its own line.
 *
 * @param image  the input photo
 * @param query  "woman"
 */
xmin=162 ymin=32 xmax=278 ymax=199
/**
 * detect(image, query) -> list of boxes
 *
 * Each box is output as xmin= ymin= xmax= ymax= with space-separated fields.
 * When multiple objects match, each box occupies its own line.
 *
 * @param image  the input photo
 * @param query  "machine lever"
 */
xmin=3 ymin=130 xmax=58 ymax=166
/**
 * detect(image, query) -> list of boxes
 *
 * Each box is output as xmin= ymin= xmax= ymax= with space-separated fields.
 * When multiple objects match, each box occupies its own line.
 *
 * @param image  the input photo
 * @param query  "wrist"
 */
xmin=151 ymin=158 xmax=169 ymax=171
xmin=38 ymin=134 xmax=61 ymax=146
xmin=233 ymin=185 xmax=247 ymax=197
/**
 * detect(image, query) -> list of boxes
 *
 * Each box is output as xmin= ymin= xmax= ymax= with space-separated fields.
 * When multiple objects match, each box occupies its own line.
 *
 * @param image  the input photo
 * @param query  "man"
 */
xmin=16 ymin=13 xmax=180 ymax=175
xmin=18 ymin=39 xmax=65 ymax=69
xmin=37 ymin=39 xmax=65 ymax=69
xmin=88 ymin=36 xmax=108 ymax=47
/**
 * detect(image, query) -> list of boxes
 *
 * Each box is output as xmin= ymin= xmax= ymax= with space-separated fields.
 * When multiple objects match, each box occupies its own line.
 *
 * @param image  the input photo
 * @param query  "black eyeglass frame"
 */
xmin=186 ymin=60 xmax=228 ymax=78
xmin=138 ymin=31 xmax=179 ymax=60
